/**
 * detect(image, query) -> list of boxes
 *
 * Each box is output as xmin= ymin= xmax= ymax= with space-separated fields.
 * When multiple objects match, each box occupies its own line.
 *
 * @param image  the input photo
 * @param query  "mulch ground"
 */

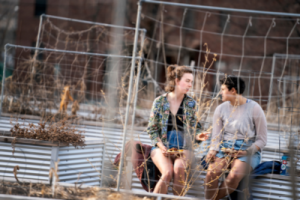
xmin=0 ymin=181 xmax=153 ymax=200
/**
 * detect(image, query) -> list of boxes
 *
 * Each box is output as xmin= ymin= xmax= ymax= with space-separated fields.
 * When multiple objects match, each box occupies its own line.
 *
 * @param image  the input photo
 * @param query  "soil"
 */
xmin=0 ymin=181 xmax=153 ymax=200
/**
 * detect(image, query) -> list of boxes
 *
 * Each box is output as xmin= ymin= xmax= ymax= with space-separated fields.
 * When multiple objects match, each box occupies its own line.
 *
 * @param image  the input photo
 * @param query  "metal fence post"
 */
xmin=100 ymin=143 xmax=106 ymax=187
xmin=35 ymin=14 xmax=44 ymax=49
xmin=0 ymin=44 xmax=8 ymax=115
xmin=129 ymin=30 xmax=146 ymax=137
xmin=116 ymin=0 xmax=143 ymax=191
xmin=267 ymin=54 xmax=276 ymax=114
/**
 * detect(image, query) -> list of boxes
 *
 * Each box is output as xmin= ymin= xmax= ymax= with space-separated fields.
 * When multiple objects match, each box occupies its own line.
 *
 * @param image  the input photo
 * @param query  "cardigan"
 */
xmin=146 ymin=93 xmax=202 ymax=148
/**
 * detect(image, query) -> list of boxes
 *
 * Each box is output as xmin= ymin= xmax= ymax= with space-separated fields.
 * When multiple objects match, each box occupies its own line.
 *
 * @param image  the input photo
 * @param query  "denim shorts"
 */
xmin=216 ymin=139 xmax=261 ymax=170
xmin=151 ymin=130 xmax=185 ymax=152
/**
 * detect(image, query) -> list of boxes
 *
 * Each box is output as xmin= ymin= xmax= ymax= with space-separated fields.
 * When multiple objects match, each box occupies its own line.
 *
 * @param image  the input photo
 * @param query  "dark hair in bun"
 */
xmin=165 ymin=65 xmax=193 ymax=92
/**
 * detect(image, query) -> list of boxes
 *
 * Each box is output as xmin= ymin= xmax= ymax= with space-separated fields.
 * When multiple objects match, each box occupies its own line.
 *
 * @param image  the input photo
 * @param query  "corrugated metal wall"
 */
xmin=0 ymin=142 xmax=52 ymax=182
xmin=1 ymin=116 xmax=299 ymax=199
xmin=0 ymin=118 xmax=105 ymax=186
xmin=252 ymin=175 xmax=300 ymax=200
xmin=0 ymin=140 xmax=105 ymax=186
xmin=58 ymin=141 xmax=105 ymax=186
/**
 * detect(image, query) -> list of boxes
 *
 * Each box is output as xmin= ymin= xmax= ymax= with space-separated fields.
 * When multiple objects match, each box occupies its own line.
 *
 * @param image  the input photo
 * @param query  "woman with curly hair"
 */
xmin=147 ymin=65 xmax=209 ymax=195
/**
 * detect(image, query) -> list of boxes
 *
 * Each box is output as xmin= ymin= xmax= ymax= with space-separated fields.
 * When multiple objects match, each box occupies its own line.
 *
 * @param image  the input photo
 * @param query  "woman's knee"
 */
xmin=225 ymin=172 xmax=243 ymax=186
xmin=206 ymin=168 xmax=223 ymax=180
xmin=174 ymin=162 xmax=185 ymax=174
xmin=161 ymin=168 xmax=174 ymax=182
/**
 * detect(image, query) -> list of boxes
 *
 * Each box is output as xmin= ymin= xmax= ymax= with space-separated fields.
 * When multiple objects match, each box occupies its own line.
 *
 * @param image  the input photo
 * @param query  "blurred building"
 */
xmin=4 ymin=0 xmax=300 ymax=104
xmin=16 ymin=0 xmax=113 ymax=47
xmin=0 ymin=0 xmax=19 ymax=80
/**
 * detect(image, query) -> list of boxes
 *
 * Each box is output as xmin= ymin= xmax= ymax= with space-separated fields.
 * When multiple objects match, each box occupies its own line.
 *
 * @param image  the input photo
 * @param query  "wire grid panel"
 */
xmin=137 ymin=1 xmax=300 ymax=108
xmin=130 ymin=1 xmax=300 ymax=199
xmin=267 ymin=54 xmax=300 ymax=122
xmin=1 ymin=44 xmax=138 ymax=121
xmin=36 ymin=14 xmax=146 ymax=56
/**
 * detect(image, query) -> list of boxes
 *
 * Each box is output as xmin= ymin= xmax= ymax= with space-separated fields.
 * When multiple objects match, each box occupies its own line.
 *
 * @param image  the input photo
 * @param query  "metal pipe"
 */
xmin=274 ymin=53 xmax=300 ymax=59
xmin=0 ymin=45 xmax=8 ymax=115
xmin=143 ymin=40 xmax=298 ymax=59
xmin=142 ymin=0 xmax=300 ymax=17
xmin=116 ymin=0 xmax=143 ymax=191
xmin=154 ymin=35 xmax=161 ymax=99
xmin=43 ymin=14 xmax=146 ymax=32
xmin=35 ymin=14 xmax=44 ymax=50
xmin=125 ymin=26 xmax=146 ymax=192
xmin=129 ymin=31 xmax=146 ymax=138
xmin=283 ymin=79 xmax=286 ymax=116
xmin=100 ymin=144 xmax=106 ymax=187
xmin=267 ymin=54 xmax=276 ymax=114
xmin=31 ymin=14 xmax=44 ymax=87
xmin=289 ymin=84 xmax=297 ymax=200
xmin=5 ymin=44 xmax=142 ymax=60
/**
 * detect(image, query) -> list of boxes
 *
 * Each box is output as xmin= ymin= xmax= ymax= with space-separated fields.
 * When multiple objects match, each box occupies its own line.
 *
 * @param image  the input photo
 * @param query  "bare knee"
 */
xmin=206 ymin=169 xmax=223 ymax=187
xmin=225 ymin=173 xmax=242 ymax=187
xmin=161 ymin=169 xmax=173 ymax=182
xmin=174 ymin=162 xmax=185 ymax=174
xmin=206 ymin=168 xmax=222 ymax=179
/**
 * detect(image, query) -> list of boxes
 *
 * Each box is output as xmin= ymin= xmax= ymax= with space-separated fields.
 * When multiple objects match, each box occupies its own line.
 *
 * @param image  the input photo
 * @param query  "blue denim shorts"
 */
xmin=151 ymin=130 xmax=185 ymax=152
xmin=216 ymin=139 xmax=261 ymax=170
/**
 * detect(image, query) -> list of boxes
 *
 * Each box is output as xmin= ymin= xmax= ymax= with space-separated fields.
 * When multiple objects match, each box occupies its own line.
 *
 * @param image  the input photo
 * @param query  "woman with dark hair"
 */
xmin=147 ymin=65 xmax=209 ymax=195
xmin=205 ymin=76 xmax=267 ymax=200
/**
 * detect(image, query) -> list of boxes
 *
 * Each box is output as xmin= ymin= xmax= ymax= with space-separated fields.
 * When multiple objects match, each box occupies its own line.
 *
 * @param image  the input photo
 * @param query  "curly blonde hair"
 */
xmin=165 ymin=65 xmax=193 ymax=92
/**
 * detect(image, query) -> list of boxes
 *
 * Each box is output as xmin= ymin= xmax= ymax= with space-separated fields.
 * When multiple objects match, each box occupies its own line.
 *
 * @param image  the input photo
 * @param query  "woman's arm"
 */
xmin=146 ymin=98 xmax=161 ymax=146
xmin=209 ymin=105 xmax=223 ymax=152
xmin=205 ymin=106 xmax=223 ymax=162
xmin=246 ymin=104 xmax=267 ymax=155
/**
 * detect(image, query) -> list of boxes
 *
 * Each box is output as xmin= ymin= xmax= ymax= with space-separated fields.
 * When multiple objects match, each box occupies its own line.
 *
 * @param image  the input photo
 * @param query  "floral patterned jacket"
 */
xmin=146 ymin=93 xmax=202 ymax=147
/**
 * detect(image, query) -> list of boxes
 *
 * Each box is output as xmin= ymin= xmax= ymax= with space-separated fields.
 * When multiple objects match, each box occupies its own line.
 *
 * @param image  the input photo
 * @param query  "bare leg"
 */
xmin=215 ymin=159 xmax=252 ymax=199
xmin=151 ymin=148 xmax=174 ymax=194
xmin=205 ymin=157 xmax=229 ymax=200
xmin=172 ymin=150 xmax=193 ymax=196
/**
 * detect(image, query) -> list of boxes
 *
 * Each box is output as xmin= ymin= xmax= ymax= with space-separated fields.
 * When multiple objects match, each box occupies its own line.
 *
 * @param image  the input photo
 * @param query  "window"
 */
xmin=184 ymin=10 xmax=195 ymax=29
xmin=34 ymin=0 xmax=47 ymax=16
xmin=219 ymin=11 xmax=230 ymax=31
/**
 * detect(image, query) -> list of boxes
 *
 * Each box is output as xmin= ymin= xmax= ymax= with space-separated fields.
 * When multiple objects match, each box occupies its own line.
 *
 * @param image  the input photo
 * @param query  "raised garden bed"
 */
xmin=0 ymin=135 xmax=105 ymax=186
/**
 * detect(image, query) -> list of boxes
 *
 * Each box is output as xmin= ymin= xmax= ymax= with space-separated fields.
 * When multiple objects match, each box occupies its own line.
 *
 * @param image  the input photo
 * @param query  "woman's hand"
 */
xmin=205 ymin=150 xmax=217 ymax=163
xmin=196 ymin=132 xmax=210 ymax=141
xmin=157 ymin=142 xmax=168 ymax=156
xmin=226 ymin=150 xmax=247 ymax=158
